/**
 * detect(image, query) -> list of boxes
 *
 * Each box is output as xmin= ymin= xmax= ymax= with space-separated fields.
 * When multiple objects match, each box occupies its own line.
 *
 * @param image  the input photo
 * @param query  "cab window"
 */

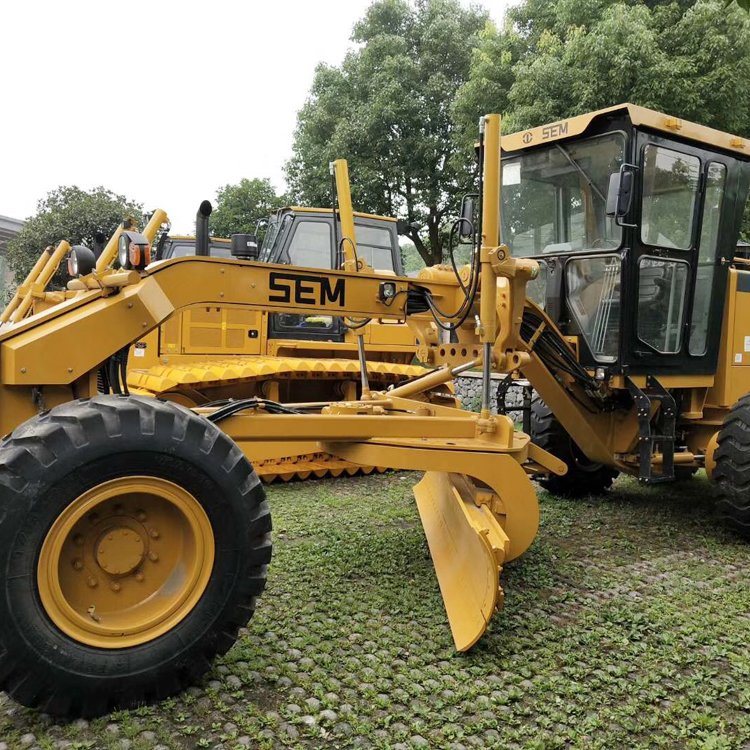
xmin=566 ymin=255 xmax=621 ymax=362
xmin=355 ymin=225 xmax=395 ymax=271
xmin=637 ymin=257 xmax=690 ymax=353
xmin=287 ymin=221 xmax=332 ymax=268
xmin=640 ymin=145 xmax=700 ymax=250
xmin=689 ymin=162 xmax=727 ymax=356
xmin=168 ymin=242 xmax=232 ymax=258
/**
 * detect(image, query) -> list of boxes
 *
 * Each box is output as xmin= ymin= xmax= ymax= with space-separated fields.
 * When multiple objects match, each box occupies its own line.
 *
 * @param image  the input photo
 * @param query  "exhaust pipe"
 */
xmin=196 ymin=200 xmax=212 ymax=256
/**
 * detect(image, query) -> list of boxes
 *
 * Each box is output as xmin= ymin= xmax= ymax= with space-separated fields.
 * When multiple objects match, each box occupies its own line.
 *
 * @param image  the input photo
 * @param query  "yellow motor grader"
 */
xmin=0 ymin=106 xmax=748 ymax=718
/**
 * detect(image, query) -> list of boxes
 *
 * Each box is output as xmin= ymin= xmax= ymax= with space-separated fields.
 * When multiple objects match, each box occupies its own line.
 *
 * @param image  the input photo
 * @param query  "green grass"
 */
xmin=2 ymin=472 xmax=750 ymax=749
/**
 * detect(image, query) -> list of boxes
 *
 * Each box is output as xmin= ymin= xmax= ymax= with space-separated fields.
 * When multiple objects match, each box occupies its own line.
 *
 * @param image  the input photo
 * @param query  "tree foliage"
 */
xmin=210 ymin=178 xmax=287 ymax=238
xmin=7 ymin=186 xmax=143 ymax=288
xmin=454 ymin=0 xmax=750 ymax=139
xmin=286 ymin=0 xmax=489 ymax=266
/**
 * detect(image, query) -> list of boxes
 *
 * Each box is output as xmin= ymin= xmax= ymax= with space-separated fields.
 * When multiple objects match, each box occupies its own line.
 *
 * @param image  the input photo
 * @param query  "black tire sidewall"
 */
xmin=714 ymin=395 xmax=750 ymax=534
xmin=0 ymin=397 xmax=270 ymax=711
xmin=530 ymin=396 xmax=616 ymax=496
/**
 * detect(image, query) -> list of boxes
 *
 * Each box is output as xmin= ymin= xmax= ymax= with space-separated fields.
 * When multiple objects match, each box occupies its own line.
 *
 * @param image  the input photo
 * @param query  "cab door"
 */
xmin=624 ymin=134 xmax=733 ymax=376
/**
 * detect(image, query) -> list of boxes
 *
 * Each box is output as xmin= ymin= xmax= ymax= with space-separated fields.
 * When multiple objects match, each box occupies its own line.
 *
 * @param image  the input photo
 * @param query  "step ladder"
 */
xmin=626 ymin=376 xmax=676 ymax=484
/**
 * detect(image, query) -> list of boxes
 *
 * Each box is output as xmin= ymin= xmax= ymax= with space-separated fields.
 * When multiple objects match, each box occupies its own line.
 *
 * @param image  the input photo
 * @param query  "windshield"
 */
xmin=502 ymin=132 xmax=625 ymax=257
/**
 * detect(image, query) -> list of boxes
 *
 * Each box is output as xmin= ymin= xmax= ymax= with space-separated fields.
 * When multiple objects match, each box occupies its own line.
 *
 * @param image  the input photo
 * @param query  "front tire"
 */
xmin=531 ymin=397 xmax=617 ymax=497
xmin=714 ymin=394 xmax=750 ymax=536
xmin=0 ymin=396 xmax=271 ymax=717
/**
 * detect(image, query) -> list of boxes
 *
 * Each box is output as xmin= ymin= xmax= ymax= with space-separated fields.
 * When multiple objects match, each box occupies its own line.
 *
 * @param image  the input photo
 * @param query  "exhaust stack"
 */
xmin=196 ymin=200 xmax=212 ymax=257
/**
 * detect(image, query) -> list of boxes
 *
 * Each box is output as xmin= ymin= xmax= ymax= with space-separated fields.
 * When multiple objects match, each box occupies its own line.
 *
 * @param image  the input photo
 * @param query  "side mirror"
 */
xmin=606 ymin=169 xmax=634 ymax=219
xmin=253 ymin=217 xmax=269 ymax=249
xmin=459 ymin=194 xmax=478 ymax=243
xmin=396 ymin=219 xmax=421 ymax=236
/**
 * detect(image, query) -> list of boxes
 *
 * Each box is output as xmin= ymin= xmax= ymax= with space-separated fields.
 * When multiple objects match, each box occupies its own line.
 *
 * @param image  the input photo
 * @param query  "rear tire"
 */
xmin=531 ymin=397 xmax=617 ymax=497
xmin=714 ymin=394 xmax=750 ymax=536
xmin=0 ymin=396 xmax=271 ymax=717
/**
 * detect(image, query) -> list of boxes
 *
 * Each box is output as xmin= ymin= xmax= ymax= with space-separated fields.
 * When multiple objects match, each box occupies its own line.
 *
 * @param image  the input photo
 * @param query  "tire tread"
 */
xmin=0 ymin=395 xmax=271 ymax=717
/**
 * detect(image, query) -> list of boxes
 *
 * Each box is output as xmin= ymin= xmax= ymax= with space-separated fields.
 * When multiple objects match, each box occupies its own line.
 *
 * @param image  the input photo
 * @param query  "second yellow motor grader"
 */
xmin=2 ymin=203 xmax=437 ymax=483
xmin=0 ymin=106 xmax=749 ymax=719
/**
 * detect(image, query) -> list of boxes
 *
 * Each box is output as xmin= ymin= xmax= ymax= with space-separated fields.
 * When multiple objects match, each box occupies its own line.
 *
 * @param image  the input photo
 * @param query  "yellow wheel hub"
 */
xmin=96 ymin=527 xmax=145 ymax=575
xmin=37 ymin=476 xmax=215 ymax=649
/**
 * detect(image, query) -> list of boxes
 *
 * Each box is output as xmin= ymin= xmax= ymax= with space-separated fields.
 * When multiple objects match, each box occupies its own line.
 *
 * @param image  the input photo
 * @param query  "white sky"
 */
xmin=1 ymin=0 xmax=515 ymax=233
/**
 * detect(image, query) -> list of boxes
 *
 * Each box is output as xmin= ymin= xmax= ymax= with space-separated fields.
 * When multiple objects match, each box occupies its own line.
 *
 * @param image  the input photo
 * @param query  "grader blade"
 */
xmin=414 ymin=471 xmax=510 ymax=652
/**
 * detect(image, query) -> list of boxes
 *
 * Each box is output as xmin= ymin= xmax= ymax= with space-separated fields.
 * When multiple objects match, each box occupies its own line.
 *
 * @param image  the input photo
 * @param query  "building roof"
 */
xmin=0 ymin=215 xmax=24 ymax=257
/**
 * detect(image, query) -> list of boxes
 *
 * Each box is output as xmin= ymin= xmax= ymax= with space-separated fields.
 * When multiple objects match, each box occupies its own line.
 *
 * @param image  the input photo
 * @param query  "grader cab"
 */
xmin=0 ymin=107 xmax=749 ymax=718
xmin=484 ymin=105 xmax=750 ymax=525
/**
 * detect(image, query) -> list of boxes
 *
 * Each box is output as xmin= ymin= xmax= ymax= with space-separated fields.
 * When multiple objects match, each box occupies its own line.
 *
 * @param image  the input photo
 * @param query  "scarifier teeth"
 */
xmin=255 ymin=454 xmax=389 ymax=483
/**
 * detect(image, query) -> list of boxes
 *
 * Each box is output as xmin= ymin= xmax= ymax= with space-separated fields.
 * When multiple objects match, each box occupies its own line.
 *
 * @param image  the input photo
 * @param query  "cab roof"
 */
xmin=502 ymin=103 xmax=750 ymax=157
xmin=168 ymin=235 xmax=230 ymax=243
xmin=284 ymin=206 xmax=396 ymax=223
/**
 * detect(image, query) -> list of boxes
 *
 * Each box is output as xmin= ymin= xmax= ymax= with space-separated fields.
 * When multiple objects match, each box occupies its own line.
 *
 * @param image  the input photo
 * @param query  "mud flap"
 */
xmin=414 ymin=471 xmax=510 ymax=652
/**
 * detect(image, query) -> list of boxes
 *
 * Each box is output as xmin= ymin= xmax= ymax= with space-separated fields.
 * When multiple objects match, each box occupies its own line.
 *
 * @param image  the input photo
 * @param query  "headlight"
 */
xmin=67 ymin=245 xmax=96 ymax=278
xmin=378 ymin=281 xmax=397 ymax=302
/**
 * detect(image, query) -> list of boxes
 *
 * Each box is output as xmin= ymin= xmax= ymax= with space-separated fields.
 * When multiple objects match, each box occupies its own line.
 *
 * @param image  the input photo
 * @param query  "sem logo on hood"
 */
xmin=522 ymin=131 xmax=533 ymax=144
xmin=268 ymin=271 xmax=346 ymax=307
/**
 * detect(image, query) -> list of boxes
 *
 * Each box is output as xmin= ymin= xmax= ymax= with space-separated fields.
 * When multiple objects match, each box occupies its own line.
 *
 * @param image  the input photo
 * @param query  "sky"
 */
xmin=0 ymin=0 xmax=515 ymax=233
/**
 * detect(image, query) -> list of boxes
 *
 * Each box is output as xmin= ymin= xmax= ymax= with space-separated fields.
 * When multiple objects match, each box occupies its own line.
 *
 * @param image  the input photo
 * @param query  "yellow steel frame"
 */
xmin=0 ymin=240 xmax=71 ymax=324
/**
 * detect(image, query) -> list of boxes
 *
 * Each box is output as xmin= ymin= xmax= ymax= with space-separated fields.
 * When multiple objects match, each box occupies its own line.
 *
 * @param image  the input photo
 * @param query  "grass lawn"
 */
xmin=1 ymin=471 xmax=749 ymax=749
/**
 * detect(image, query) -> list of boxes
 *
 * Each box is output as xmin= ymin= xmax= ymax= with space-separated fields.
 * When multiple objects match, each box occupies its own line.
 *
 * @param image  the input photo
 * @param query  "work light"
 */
xmin=118 ymin=231 xmax=151 ymax=270
xmin=67 ymin=245 xmax=96 ymax=278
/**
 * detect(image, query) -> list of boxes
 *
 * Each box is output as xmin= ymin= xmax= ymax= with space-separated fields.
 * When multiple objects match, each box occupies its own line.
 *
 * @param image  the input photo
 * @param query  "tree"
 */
xmin=454 ymin=0 xmax=750 ymax=139
xmin=286 ymin=0 xmax=489 ymax=266
xmin=210 ymin=178 xmax=287 ymax=238
xmin=7 ymin=186 xmax=143 ymax=288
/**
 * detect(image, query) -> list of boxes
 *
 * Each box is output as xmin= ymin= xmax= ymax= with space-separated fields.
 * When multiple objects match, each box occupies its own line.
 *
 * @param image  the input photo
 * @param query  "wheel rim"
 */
xmin=37 ymin=476 xmax=215 ymax=649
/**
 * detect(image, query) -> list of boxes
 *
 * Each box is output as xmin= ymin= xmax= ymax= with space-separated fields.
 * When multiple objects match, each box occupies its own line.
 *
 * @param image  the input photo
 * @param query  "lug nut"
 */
xmin=149 ymin=551 xmax=159 ymax=562
xmin=149 ymin=528 xmax=160 ymax=539
xmin=110 ymin=582 xmax=121 ymax=593
xmin=72 ymin=558 xmax=83 ymax=570
xmin=135 ymin=571 xmax=144 ymax=582
xmin=137 ymin=511 xmax=147 ymax=522
xmin=73 ymin=534 xmax=84 ymax=547
xmin=87 ymin=577 xmax=98 ymax=588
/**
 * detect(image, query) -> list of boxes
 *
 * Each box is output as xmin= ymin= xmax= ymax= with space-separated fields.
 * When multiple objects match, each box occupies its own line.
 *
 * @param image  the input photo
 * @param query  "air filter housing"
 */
xmin=231 ymin=234 xmax=259 ymax=260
